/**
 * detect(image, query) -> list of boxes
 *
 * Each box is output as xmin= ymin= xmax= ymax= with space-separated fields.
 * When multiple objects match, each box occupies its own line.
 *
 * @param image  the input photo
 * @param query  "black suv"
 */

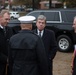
xmin=25 ymin=8 xmax=76 ymax=52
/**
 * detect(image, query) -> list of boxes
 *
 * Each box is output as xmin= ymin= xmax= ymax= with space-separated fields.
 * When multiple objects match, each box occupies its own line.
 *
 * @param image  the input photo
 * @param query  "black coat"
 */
xmin=0 ymin=26 xmax=13 ymax=75
xmin=9 ymin=30 xmax=49 ymax=75
xmin=33 ymin=28 xmax=57 ymax=75
xmin=73 ymin=55 xmax=76 ymax=75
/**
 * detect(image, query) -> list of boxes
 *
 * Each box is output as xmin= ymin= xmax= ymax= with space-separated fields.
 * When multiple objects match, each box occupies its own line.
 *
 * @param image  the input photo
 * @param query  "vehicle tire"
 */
xmin=57 ymin=35 xmax=73 ymax=52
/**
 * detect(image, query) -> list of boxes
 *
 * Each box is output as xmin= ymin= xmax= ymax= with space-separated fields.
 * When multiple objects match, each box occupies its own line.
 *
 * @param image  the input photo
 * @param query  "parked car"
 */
xmin=9 ymin=11 xmax=20 ymax=19
xmin=26 ymin=8 xmax=33 ymax=12
xmin=25 ymin=8 xmax=76 ymax=52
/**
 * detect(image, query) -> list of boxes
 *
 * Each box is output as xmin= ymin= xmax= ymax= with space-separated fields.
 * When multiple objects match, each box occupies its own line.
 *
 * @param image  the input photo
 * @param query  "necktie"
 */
xmin=39 ymin=31 xmax=41 ymax=37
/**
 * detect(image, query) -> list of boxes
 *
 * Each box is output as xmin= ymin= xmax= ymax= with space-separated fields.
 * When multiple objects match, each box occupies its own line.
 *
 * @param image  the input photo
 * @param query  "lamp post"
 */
xmin=32 ymin=0 xmax=34 ymax=10
xmin=49 ymin=0 xmax=52 ymax=9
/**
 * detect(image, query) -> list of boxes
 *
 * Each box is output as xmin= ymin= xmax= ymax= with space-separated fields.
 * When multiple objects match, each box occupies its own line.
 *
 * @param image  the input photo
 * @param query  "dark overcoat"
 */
xmin=73 ymin=55 xmax=76 ymax=75
xmin=0 ymin=26 xmax=13 ymax=75
xmin=9 ymin=30 xmax=49 ymax=75
xmin=33 ymin=28 xmax=57 ymax=75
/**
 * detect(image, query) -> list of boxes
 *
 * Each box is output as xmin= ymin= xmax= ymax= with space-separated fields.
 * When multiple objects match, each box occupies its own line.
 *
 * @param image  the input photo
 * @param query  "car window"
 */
xmin=43 ymin=12 xmax=60 ymax=21
xmin=64 ymin=11 xmax=76 ymax=22
xmin=16 ymin=13 xmax=19 ymax=14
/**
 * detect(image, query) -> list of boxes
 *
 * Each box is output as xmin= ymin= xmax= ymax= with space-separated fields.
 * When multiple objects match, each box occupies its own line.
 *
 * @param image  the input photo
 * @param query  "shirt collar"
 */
xmin=0 ymin=25 xmax=3 ymax=29
xmin=37 ymin=29 xmax=44 ymax=37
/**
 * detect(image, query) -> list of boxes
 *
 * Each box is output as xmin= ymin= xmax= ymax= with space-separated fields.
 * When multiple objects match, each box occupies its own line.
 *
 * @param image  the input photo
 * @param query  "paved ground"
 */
xmin=53 ymin=51 xmax=73 ymax=75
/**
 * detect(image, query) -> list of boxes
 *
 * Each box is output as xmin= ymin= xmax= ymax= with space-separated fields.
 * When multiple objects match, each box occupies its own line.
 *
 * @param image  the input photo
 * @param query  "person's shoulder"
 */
xmin=45 ymin=28 xmax=55 ymax=34
xmin=31 ymin=31 xmax=41 ymax=39
xmin=7 ymin=26 xmax=10 ymax=28
xmin=7 ymin=26 xmax=12 ymax=29
xmin=10 ymin=33 xmax=19 ymax=39
xmin=31 ymin=31 xmax=38 ymax=37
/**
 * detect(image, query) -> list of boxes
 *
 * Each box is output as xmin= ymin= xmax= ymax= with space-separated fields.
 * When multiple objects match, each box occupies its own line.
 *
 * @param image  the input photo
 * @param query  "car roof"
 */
xmin=32 ymin=8 xmax=76 ymax=12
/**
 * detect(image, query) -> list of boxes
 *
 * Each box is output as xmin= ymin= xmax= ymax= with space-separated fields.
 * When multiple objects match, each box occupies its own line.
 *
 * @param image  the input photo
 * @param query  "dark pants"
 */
xmin=49 ymin=60 xmax=53 ymax=75
xmin=0 ymin=64 xmax=6 ymax=75
xmin=73 ymin=56 xmax=76 ymax=75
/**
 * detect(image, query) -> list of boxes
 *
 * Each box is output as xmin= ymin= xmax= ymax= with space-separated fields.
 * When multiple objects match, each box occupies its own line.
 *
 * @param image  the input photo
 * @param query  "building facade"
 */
xmin=40 ymin=0 xmax=62 ymax=9
xmin=0 ymin=0 xmax=12 ymax=5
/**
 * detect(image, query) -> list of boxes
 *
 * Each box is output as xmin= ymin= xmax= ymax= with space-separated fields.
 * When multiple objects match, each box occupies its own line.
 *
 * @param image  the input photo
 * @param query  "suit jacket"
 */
xmin=0 ymin=26 xmax=13 ymax=75
xmin=33 ymin=28 xmax=57 ymax=75
xmin=33 ymin=28 xmax=57 ymax=60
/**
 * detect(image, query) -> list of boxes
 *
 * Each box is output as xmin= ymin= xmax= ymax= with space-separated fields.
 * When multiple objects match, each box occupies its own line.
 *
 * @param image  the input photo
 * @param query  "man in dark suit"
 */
xmin=33 ymin=15 xmax=57 ymax=75
xmin=9 ymin=16 xmax=49 ymax=75
xmin=0 ymin=9 xmax=13 ymax=75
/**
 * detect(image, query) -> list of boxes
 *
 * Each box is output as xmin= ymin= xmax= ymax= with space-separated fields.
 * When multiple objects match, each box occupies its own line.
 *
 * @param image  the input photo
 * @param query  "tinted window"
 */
xmin=27 ymin=12 xmax=41 ymax=20
xmin=43 ymin=12 xmax=60 ymax=21
xmin=64 ymin=11 xmax=76 ymax=22
xmin=16 ymin=13 xmax=19 ymax=14
xmin=27 ymin=11 xmax=60 ymax=22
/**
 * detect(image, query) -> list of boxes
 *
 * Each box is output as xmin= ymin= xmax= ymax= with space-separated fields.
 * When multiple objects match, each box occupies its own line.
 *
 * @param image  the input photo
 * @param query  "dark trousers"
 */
xmin=0 ymin=64 xmax=6 ymax=75
xmin=73 ymin=56 xmax=76 ymax=75
xmin=49 ymin=60 xmax=53 ymax=75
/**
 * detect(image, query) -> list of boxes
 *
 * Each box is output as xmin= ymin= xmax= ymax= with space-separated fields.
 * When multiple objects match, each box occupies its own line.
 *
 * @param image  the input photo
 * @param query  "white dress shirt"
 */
xmin=0 ymin=25 xmax=3 ymax=29
xmin=37 ymin=29 xmax=44 ymax=37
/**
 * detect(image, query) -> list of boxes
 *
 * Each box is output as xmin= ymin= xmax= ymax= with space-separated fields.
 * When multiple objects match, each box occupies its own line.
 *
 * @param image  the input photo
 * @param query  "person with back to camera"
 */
xmin=71 ymin=16 xmax=76 ymax=75
xmin=33 ymin=15 xmax=57 ymax=75
xmin=8 ymin=15 xmax=50 ymax=75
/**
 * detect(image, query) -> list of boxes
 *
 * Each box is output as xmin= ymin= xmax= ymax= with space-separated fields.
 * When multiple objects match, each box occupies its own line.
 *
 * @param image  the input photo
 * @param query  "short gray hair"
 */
xmin=37 ymin=15 xmax=46 ymax=23
xmin=0 ymin=9 xmax=10 ymax=17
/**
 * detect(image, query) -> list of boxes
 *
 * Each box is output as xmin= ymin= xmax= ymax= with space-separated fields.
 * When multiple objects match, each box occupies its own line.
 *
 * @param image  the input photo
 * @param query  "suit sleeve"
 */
xmin=0 ymin=52 xmax=7 ymax=63
xmin=49 ymin=31 xmax=57 ymax=60
xmin=36 ymin=37 xmax=49 ymax=75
